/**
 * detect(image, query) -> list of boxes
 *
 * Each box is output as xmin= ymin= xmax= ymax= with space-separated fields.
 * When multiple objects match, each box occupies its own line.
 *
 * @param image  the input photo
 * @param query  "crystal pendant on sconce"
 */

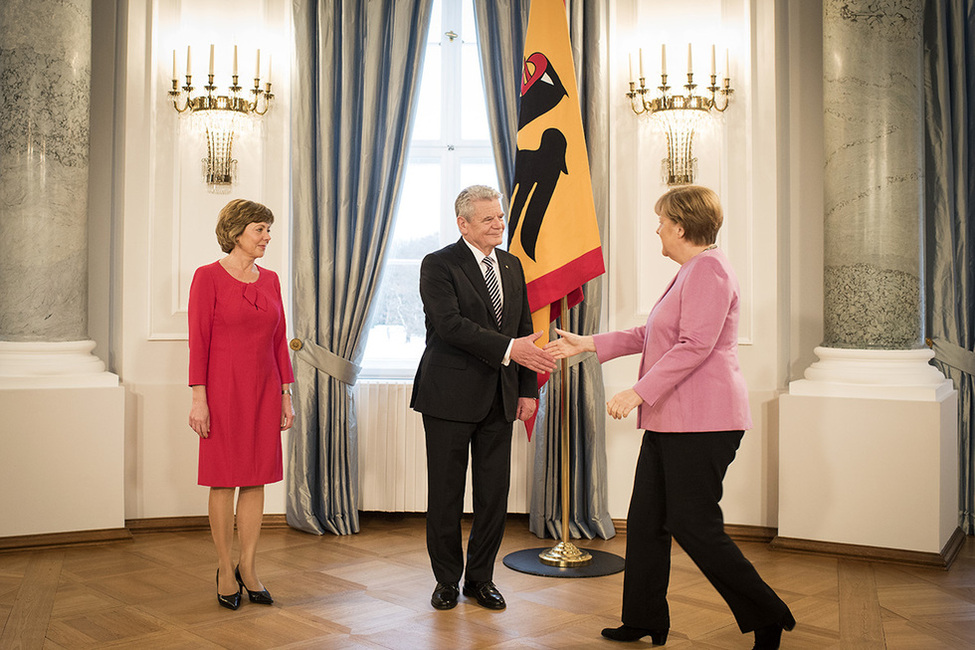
xmin=650 ymin=108 xmax=708 ymax=186
xmin=200 ymin=110 xmax=240 ymax=193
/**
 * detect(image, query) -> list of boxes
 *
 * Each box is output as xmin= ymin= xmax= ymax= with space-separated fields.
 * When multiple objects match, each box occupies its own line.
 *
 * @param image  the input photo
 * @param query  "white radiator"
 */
xmin=354 ymin=380 xmax=533 ymax=513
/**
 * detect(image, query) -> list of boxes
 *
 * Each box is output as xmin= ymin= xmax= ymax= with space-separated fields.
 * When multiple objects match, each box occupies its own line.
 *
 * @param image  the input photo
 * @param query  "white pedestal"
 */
xmin=0 ymin=384 xmax=125 ymax=538
xmin=777 ymin=347 xmax=959 ymax=562
xmin=0 ymin=340 xmax=119 ymax=388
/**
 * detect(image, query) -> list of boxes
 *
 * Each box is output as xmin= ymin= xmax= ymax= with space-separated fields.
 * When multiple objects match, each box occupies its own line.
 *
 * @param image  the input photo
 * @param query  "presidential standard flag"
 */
xmin=508 ymin=0 xmax=605 ymax=404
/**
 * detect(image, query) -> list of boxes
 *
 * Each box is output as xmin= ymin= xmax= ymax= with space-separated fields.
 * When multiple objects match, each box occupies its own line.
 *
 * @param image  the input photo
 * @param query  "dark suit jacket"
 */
xmin=410 ymin=238 xmax=538 ymax=423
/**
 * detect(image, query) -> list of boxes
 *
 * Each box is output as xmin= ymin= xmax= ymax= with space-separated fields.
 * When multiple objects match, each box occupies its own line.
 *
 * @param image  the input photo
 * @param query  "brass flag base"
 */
xmin=538 ymin=541 xmax=593 ymax=567
xmin=502 ymin=297 xmax=623 ymax=578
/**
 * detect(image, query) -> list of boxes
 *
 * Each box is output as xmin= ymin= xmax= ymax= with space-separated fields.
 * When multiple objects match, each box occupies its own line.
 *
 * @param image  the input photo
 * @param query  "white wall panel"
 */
xmin=119 ymin=0 xmax=293 ymax=518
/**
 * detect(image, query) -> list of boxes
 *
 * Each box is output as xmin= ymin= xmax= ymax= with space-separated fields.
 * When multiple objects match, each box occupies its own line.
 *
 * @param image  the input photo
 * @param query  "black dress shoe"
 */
xmin=462 ymin=580 xmax=506 ymax=610
xmin=601 ymin=624 xmax=668 ymax=644
xmin=216 ymin=569 xmax=241 ymax=610
xmin=235 ymin=566 xmax=273 ymax=605
xmin=431 ymin=582 xmax=459 ymax=610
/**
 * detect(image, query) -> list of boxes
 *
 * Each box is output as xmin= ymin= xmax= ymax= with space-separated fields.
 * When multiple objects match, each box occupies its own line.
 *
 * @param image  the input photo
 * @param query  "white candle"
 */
xmin=233 ymin=45 xmax=238 ymax=76
xmin=268 ymin=55 xmax=272 ymax=84
xmin=186 ymin=45 xmax=191 ymax=76
xmin=255 ymin=49 xmax=261 ymax=79
xmin=661 ymin=44 xmax=667 ymax=76
xmin=628 ymin=53 xmax=633 ymax=81
xmin=711 ymin=44 xmax=716 ymax=76
xmin=209 ymin=44 xmax=214 ymax=75
xmin=172 ymin=50 xmax=176 ymax=80
xmin=687 ymin=43 xmax=692 ymax=74
xmin=638 ymin=48 xmax=644 ymax=78
xmin=725 ymin=48 xmax=730 ymax=78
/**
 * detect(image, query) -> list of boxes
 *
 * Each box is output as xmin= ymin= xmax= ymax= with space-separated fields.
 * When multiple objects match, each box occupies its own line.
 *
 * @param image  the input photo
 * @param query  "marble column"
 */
xmin=776 ymin=0 xmax=959 ymax=564
xmin=0 ymin=0 xmax=112 ymax=385
xmin=822 ymin=0 xmax=923 ymax=350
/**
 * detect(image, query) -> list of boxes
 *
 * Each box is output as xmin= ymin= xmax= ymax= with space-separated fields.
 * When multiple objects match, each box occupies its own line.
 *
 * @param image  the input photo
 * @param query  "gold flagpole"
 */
xmin=539 ymin=296 xmax=592 ymax=567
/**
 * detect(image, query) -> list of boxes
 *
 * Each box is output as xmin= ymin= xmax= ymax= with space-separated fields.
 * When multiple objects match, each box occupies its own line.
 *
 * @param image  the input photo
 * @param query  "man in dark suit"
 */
xmin=411 ymin=185 xmax=555 ymax=611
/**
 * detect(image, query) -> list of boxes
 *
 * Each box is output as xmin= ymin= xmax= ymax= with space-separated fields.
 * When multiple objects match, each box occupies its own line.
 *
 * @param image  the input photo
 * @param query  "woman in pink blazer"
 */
xmin=548 ymin=186 xmax=794 ymax=649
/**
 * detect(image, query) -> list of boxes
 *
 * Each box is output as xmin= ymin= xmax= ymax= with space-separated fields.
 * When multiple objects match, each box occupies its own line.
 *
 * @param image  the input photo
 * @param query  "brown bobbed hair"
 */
xmin=654 ymin=185 xmax=723 ymax=246
xmin=215 ymin=199 xmax=275 ymax=254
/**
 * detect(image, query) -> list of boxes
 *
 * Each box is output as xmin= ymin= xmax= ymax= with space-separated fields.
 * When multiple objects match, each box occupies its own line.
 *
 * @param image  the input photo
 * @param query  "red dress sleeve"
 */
xmin=188 ymin=265 xmax=215 ymax=386
xmin=271 ymin=271 xmax=295 ymax=384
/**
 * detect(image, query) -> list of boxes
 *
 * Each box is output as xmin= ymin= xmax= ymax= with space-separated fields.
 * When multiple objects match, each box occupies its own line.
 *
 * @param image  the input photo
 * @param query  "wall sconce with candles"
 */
xmin=169 ymin=44 xmax=273 ymax=192
xmin=626 ymin=44 xmax=733 ymax=186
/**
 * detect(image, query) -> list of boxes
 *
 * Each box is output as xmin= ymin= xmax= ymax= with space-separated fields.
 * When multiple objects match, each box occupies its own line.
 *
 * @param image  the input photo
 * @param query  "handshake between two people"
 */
xmin=511 ymin=327 xmax=596 ymax=373
xmin=540 ymin=327 xmax=644 ymax=421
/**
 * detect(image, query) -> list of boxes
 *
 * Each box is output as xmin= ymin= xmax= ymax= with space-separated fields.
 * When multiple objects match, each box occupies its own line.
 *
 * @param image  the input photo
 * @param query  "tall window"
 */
xmin=360 ymin=0 xmax=498 ymax=378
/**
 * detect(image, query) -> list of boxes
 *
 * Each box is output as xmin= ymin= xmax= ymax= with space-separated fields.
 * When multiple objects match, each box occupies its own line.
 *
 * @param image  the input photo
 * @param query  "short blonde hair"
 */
xmin=654 ymin=185 xmax=723 ymax=246
xmin=215 ymin=199 xmax=275 ymax=254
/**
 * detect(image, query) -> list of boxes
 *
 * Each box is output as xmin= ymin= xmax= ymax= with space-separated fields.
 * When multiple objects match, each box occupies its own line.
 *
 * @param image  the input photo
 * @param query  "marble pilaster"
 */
xmin=822 ymin=0 xmax=923 ymax=349
xmin=0 ymin=0 xmax=91 ymax=342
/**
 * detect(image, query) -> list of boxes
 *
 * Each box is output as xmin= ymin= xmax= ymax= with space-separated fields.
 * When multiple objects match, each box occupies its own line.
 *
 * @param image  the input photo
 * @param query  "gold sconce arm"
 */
xmin=626 ymin=45 xmax=735 ymax=186
xmin=168 ymin=45 xmax=273 ymax=192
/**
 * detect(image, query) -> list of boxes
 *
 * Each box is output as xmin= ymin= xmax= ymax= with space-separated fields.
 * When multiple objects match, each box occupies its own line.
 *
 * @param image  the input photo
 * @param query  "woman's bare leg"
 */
xmin=209 ymin=487 xmax=238 ymax=595
xmin=235 ymin=485 xmax=265 ymax=589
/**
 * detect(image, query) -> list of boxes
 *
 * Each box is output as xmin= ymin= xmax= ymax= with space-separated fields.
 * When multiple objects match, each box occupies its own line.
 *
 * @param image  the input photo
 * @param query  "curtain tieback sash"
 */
xmin=290 ymin=338 xmax=360 ymax=385
xmin=928 ymin=337 xmax=975 ymax=376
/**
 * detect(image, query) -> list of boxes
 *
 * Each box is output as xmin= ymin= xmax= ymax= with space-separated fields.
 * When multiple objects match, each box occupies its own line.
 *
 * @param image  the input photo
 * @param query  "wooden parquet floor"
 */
xmin=1 ymin=515 xmax=974 ymax=649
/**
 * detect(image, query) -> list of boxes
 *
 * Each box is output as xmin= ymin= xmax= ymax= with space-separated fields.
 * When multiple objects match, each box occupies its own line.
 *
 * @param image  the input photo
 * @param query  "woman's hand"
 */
xmin=607 ymin=388 xmax=643 ymax=420
xmin=281 ymin=393 xmax=295 ymax=431
xmin=544 ymin=327 xmax=596 ymax=359
xmin=189 ymin=385 xmax=210 ymax=438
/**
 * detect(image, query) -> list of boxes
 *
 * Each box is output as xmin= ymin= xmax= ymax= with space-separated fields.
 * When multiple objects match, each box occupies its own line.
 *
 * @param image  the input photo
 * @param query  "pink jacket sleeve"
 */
xmin=593 ymin=325 xmax=646 ymax=363
xmin=188 ymin=266 xmax=215 ymax=386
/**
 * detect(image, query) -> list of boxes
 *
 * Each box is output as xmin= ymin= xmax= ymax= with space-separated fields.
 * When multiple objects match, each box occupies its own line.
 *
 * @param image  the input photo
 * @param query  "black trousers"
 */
xmin=423 ymin=391 xmax=512 ymax=585
xmin=622 ymin=430 xmax=792 ymax=633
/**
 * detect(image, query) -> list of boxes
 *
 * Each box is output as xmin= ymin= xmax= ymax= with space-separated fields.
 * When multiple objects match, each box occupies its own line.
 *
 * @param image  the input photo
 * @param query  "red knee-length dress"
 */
xmin=188 ymin=261 xmax=294 ymax=487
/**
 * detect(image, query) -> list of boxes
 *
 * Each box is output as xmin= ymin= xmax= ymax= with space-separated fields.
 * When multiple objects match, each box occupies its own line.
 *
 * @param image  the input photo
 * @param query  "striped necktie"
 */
xmin=482 ymin=256 xmax=503 ymax=327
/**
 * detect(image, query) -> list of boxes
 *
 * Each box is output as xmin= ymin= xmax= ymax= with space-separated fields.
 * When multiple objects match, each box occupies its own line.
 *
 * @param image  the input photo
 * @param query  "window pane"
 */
xmin=361 ymin=162 xmax=440 ymax=372
xmin=391 ymin=161 xmax=442 ymax=251
xmin=412 ymin=43 xmax=442 ymax=141
xmin=462 ymin=0 xmax=476 ymax=42
xmin=429 ymin=0 xmax=442 ymax=43
xmin=460 ymin=42 xmax=488 ymax=140
xmin=459 ymin=160 xmax=499 ymax=195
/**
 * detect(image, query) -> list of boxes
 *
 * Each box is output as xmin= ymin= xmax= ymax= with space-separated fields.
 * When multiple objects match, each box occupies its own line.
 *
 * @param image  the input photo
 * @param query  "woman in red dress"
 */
xmin=188 ymin=199 xmax=295 ymax=610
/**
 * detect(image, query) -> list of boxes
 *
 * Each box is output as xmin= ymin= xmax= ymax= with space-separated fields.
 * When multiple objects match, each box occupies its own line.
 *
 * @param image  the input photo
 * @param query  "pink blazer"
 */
xmin=593 ymin=249 xmax=752 ymax=432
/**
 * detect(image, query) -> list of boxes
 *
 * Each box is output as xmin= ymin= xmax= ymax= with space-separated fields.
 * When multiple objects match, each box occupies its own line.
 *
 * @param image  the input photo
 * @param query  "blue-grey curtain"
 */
xmin=474 ymin=0 xmax=614 ymax=540
xmin=923 ymin=0 xmax=975 ymax=534
xmin=472 ymin=0 xmax=529 ymax=200
xmin=288 ymin=0 xmax=433 ymax=535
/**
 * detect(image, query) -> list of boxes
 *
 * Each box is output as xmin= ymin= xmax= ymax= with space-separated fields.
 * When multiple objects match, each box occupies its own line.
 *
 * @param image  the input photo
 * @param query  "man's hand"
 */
xmin=516 ymin=397 xmax=536 ymax=421
xmin=607 ymin=388 xmax=643 ymax=420
xmin=510 ymin=331 xmax=556 ymax=374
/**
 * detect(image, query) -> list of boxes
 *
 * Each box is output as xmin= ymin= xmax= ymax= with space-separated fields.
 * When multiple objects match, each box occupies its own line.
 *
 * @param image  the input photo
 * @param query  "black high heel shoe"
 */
xmin=752 ymin=614 xmax=796 ymax=650
xmin=216 ymin=569 xmax=241 ymax=610
xmin=601 ymin=625 xmax=668 ymax=645
xmin=235 ymin=565 xmax=274 ymax=605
